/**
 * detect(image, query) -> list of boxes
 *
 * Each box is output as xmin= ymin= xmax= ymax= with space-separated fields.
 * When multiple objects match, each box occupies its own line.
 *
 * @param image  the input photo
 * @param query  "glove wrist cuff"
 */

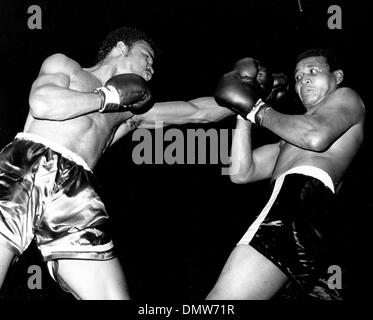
xmin=94 ymin=88 xmax=105 ymax=111
xmin=246 ymin=99 xmax=271 ymax=126
xmin=245 ymin=99 xmax=263 ymax=123
xmin=95 ymin=86 xmax=121 ymax=113
xmin=255 ymin=103 xmax=272 ymax=127
xmin=237 ymin=114 xmax=248 ymax=121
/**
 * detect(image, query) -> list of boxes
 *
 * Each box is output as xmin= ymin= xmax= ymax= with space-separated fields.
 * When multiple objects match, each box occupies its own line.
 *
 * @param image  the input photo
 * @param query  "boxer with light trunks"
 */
xmin=0 ymin=26 xmax=238 ymax=300
xmin=208 ymin=48 xmax=365 ymax=299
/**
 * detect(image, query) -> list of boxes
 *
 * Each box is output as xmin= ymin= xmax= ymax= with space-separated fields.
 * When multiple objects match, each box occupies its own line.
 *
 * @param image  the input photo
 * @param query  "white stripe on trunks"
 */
xmin=40 ymin=240 xmax=114 ymax=258
xmin=237 ymin=166 xmax=334 ymax=246
xmin=237 ymin=174 xmax=285 ymax=246
xmin=280 ymin=165 xmax=335 ymax=193
xmin=15 ymin=132 xmax=92 ymax=172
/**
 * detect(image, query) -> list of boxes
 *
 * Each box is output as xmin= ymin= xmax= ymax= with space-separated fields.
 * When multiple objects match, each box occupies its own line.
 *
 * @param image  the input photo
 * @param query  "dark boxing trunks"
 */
xmin=237 ymin=166 xmax=343 ymax=299
xmin=0 ymin=132 xmax=115 ymax=262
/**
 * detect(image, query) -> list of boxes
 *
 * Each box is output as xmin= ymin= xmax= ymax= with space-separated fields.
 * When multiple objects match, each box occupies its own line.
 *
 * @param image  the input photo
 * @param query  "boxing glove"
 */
xmin=215 ymin=72 xmax=268 ymax=123
xmin=232 ymin=57 xmax=274 ymax=96
xmin=215 ymin=57 xmax=269 ymax=124
xmin=265 ymin=73 xmax=289 ymax=103
xmin=233 ymin=57 xmax=260 ymax=81
xmin=95 ymin=73 xmax=153 ymax=114
xmin=255 ymin=62 xmax=274 ymax=100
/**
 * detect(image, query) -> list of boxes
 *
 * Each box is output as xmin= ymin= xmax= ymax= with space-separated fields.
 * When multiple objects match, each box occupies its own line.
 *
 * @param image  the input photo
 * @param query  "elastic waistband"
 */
xmin=15 ymin=132 xmax=92 ymax=172
xmin=278 ymin=165 xmax=335 ymax=193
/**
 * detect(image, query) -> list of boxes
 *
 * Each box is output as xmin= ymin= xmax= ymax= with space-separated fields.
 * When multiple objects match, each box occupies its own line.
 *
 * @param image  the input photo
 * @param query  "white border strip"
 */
xmin=15 ymin=132 xmax=92 ymax=172
xmin=278 ymin=165 xmax=335 ymax=193
xmin=40 ymin=241 xmax=114 ymax=257
xmin=237 ymin=175 xmax=285 ymax=245
xmin=237 ymin=165 xmax=335 ymax=246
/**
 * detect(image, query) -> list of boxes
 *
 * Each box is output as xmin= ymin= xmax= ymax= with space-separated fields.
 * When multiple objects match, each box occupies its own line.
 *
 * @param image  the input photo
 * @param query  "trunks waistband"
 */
xmin=278 ymin=165 xmax=335 ymax=193
xmin=40 ymin=241 xmax=114 ymax=261
xmin=237 ymin=166 xmax=335 ymax=246
xmin=15 ymin=132 xmax=92 ymax=172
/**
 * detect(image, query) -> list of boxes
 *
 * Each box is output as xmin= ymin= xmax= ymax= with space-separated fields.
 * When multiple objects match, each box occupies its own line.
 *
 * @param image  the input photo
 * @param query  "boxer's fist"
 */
xmin=215 ymin=57 xmax=269 ymax=124
xmin=266 ymin=73 xmax=289 ymax=103
xmin=214 ymin=72 xmax=263 ymax=120
xmin=256 ymin=63 xmax=274 ymax=100
xmin=234 ymin=58 xmax=275 ymax=100
xmin=233 ymin=58 xmax=259 ymax=81
xmin=95 ymin=73 xmax=153 ymax=114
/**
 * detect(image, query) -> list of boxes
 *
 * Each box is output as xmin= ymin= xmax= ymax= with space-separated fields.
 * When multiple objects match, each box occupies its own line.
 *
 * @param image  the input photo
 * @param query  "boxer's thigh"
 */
xmin=207 ymin=244 xmax=288 ymax=300
xmin=50 ymin=258 xmax=130 ymax=300
xmin=0 ymin=244 xmax=16 ymax=288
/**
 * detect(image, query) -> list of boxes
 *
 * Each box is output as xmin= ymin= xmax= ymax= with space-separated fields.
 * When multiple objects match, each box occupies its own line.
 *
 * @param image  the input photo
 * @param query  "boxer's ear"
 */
xmin=115 ymin=41 xmax=129 ymax=56
xmin=333 ymin=69 xmax=344 ymax=84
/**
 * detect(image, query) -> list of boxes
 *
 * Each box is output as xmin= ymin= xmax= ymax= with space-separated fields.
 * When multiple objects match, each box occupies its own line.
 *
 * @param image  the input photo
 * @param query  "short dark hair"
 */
xmin=295 ymin=48 xmax=340 ymax=72
xmin=96 ymin=26 xmax=157 ymax=63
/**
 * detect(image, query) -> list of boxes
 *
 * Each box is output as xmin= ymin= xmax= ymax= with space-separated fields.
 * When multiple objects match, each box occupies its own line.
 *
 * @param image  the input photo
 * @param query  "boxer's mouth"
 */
xmin=301 ymin=86 xmax=314 ymax=96
xmin=145 ymin=67 xmax=153 ymax=80
xmin=145 ymin=71 xmax=152 ymax=81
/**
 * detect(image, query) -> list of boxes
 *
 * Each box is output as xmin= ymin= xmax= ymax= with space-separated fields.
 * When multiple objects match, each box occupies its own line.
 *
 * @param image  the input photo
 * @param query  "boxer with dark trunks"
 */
xmin=0 ymin=26 xmax=235 ymax=299
xmin=208 ymin=49 xmax=365 ymax=299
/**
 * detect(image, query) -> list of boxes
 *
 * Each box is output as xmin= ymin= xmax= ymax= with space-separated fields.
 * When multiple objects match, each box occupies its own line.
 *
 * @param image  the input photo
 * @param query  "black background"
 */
xmin=0 ymin=0 xmax=370 ymax=301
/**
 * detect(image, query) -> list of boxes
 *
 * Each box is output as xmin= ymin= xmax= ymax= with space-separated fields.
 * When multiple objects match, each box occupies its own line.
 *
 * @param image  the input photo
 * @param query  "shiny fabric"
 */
xmin=0 ymin=134 xmax=115 ymax=261
xmin=238 ymin=171 xmax=343 ymax=300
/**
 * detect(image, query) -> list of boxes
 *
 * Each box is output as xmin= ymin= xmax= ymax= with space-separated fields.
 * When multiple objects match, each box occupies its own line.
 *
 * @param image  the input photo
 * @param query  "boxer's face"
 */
xmin=294 ymin=56 xmax=341 ymax=108
xmin=119 ymin=41 xmax=154 ymax=81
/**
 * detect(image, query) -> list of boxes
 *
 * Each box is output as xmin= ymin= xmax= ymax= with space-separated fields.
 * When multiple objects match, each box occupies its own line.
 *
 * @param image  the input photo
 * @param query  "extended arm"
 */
xmin=129 ymin=97 xmax=234 ymax=129
xmin=29 ymin=54 xmax=101 ymax=120
xmin=109 ymin=97 xmax=234 ymax=146
xmin=261 ymin=87 xmax=365 ymax=151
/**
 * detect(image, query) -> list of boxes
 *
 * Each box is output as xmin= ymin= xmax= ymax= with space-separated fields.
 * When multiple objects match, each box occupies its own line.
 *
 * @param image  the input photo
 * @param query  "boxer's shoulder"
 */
xmin=328 ymin=87 xmax=361 ymax=103
xmin=40 ymin=53 xmax=82 ymax=75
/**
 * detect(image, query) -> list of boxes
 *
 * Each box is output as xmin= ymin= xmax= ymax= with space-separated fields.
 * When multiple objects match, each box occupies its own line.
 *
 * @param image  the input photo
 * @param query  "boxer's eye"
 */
xmin=310 ymin=67 xmax=322 ymax=75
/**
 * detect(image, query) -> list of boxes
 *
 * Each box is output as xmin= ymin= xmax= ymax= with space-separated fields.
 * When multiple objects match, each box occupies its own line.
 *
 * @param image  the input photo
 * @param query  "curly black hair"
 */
xmin=96 ymin=26 xmax=158 ymax=63
xmin=295 ymin=48 xmax=341 ymax=72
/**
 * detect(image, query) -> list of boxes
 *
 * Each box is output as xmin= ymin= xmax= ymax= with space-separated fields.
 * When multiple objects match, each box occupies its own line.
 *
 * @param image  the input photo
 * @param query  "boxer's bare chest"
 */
xmin=24 ymin=69 xmax=132 ymax=168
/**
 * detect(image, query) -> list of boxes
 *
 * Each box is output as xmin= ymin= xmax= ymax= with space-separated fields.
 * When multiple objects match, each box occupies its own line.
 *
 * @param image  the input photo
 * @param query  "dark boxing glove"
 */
xmin=215 ymin=58 xmax=269 ymax=125
xmin=95 ymin=73 xmax=153 ymax=114
xmin=233 ymin=57 xmax=260 ymax=81
xmin=265 ymin=73 xmax=289 ymax=103
xmin=255 ymin=62 xmax=274 ymax=100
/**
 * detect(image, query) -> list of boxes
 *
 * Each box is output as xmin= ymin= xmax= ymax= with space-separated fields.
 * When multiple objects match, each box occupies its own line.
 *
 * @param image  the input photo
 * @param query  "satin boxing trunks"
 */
xmin=237 ymin=166 xmax=343 ymax=299
xmin=0 ymin=132 xmax=115 ymax=264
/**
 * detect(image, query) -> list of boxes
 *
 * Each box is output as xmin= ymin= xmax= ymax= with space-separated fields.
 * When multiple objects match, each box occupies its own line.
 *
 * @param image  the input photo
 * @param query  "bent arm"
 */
xmin=230 ymin=118 xmax=280 ymax=184
xmin=28 ymin=54 xmax=101 ymax=121
xmin=261 ymin=88 xmax=365 ymax=151
xmin=129 ymin=97 xmax=234 ymax=129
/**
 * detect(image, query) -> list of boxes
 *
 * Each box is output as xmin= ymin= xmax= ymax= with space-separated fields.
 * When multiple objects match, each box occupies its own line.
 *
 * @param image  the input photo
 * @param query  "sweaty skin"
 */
xmin=207 ymin=54 xmax=365 ymax=300
xmin=230 ymin=56 xmax=365 ymax=189
xmin=3 ymin=38 xmax=232 ymax=298
xmin=24 ymin=62 xmax=132 ymax=169
xmin=272 ymin=107 xmax=364 ymax=187
xmin=272 ymin=56 xmax=365 ymax=187
xmin=24 ymin=40 xmax=232 ymax=170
